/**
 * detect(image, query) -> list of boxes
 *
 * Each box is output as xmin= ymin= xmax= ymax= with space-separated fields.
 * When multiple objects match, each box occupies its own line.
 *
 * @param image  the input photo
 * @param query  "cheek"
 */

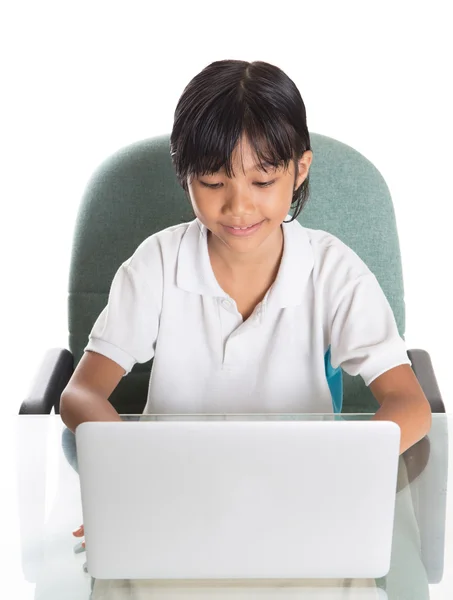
xmin=260 ymin=188 xmax=293 ymax=218
xmin=189 ymin=193 xmax=218 ymax=222
xmin=187 ymin=186 xmax=203 ymax=212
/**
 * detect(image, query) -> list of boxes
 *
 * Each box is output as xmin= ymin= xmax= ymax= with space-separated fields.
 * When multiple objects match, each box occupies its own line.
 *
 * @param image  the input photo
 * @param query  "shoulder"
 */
xmin=123 ymin=220 xmax=193 ymax=273
xmin=300 ymin=225 xmax=372 ymax=281
xmin=283 ymin=220 xmax=375 ymax=307
xmin=107 ymin=221 xmax=194 ymax=299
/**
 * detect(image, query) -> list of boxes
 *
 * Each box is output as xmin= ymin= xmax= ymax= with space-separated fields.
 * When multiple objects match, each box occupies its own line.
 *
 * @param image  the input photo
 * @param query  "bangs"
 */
xmin=174 ymin=101 xmax=297 ymax=183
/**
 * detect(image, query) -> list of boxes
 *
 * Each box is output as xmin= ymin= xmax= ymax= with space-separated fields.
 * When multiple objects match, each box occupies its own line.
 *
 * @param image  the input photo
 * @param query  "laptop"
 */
xmin=75 ymin=418 xmax=400 ymax=580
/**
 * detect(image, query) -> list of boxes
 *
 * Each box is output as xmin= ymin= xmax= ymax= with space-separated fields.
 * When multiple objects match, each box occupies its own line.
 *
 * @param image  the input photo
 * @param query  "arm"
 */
xmin=321 ymin=240 xmax=432 ymax=454
xmin=60 ymin=351 xmax=126 ymax=433
xmin=370 ymin=364 xmax=432 ymax=455
xmin=62 ymin=243 xmax=162 ymax=432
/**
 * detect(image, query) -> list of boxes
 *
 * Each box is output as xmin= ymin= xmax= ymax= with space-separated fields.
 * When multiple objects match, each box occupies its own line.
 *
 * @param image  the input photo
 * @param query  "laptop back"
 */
xmin=76 ymin=420 xmax=400 ymax=579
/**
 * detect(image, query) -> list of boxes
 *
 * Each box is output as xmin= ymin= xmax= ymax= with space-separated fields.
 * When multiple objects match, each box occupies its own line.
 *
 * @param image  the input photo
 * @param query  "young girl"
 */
xmin=62 ymin=59 xmax=431 ymax=549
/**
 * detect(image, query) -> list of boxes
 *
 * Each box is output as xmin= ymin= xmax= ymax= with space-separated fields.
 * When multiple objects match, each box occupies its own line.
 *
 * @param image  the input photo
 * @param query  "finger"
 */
xmin=73 ymin=525 xmax=84 ymax=537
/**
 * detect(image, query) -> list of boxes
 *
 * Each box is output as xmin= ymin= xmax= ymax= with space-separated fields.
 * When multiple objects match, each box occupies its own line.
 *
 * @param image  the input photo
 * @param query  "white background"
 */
xmin=1 ymin=0 xmax=452 ymax=414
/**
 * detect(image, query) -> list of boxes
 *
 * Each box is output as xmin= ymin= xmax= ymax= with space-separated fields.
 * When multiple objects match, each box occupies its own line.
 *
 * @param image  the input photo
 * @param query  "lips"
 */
xmin=222 ymin=220 xmax=264 ymax=237
xmin=226 ymin=223 xmax=259 ymax=230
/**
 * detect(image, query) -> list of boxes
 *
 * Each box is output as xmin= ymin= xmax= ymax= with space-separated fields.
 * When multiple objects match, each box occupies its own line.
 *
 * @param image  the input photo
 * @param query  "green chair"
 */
xmin=20 ymin=133 xmax=447 ymax=589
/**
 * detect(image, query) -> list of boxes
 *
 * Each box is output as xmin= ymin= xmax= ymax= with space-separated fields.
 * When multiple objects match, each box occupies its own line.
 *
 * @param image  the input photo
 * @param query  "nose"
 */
xmin=222 ymin=187 xmax=255 ymax=217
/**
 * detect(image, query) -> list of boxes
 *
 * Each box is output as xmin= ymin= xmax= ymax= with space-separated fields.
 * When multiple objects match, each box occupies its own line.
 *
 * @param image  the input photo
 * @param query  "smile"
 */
xmin=222 ymin=221 xmax=264 ymax=237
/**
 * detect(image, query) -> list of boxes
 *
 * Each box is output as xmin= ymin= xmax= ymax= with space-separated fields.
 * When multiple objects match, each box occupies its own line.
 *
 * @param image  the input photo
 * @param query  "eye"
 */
xmin=200 ymin=182 xmax=222 ymax=189
xmin=255 ymin=180 xmax=276 ymax=187
xmin=199 ymin=180 xmax=276 ymax=189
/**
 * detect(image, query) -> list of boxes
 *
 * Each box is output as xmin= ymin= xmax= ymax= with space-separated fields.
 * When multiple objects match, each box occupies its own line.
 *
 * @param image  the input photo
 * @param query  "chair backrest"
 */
xmin=69 ymin=133 xmax=405 ymax=414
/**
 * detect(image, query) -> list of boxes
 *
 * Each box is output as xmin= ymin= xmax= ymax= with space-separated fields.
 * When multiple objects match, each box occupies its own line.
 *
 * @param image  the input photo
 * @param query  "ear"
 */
xmin=295 ymin=150 xmax=313 ymax=188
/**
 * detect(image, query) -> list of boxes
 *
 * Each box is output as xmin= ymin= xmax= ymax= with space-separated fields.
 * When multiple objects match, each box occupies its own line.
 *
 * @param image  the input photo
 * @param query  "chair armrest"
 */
xmin=407 ymin=349 xmax=445 ymax=413
xmin=19 ymin=348 xmax=74 ymax=415
xmin=400 ymin=436 xmax=430 ymax=490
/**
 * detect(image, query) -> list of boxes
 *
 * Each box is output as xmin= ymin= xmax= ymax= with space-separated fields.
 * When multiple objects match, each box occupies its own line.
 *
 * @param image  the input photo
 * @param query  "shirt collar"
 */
xmin=267 ymin=217 xmax=314 ymax=308
xmin=176 ymin=219 xmax=227 ymax=297
xmin=176 ymin=217 xmax=314 ymax=307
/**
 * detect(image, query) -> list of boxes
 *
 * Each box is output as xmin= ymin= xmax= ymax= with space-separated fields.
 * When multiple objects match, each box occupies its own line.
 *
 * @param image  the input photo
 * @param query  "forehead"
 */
xmin=217 ymin=159 xmax=276 ymax=174
xmin=221 ymin=141 xmax=281 ymax=174
xmin=228 ymin=138 xmax=272 ymax=171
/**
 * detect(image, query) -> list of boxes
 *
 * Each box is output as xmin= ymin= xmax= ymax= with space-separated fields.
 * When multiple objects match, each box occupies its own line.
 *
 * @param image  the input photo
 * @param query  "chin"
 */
xmin=225 ymin=233 xmax=272 ymax=253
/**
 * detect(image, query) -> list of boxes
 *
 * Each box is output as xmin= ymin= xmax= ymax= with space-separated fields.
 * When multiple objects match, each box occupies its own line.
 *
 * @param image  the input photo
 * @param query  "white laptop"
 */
xmin=75 ymin=418 xmax=400 ymax=580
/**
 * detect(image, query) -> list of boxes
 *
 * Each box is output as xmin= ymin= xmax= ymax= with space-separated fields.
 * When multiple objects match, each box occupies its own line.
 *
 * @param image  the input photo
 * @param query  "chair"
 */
xmin=20 ymin=133 xmax=447 ymax=586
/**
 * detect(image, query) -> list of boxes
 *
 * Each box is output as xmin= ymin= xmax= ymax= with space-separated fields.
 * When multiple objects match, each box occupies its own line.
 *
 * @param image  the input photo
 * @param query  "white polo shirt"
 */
xmin=85 ymin=218 xmax=410 ymax=414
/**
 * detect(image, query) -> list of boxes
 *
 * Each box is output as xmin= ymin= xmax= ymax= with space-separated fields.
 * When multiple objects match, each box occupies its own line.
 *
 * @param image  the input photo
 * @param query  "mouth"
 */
xmin=222 ymin=221 xmax=264 ymax=237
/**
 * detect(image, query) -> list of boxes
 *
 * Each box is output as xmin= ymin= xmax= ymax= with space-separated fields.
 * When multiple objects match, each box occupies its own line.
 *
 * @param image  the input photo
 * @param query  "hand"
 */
xmin=73 ymin=524 xmax=85 ymax=552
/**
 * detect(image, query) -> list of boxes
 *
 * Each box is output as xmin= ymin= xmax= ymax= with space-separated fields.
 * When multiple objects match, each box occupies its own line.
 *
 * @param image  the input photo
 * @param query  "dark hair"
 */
xmin=170 ymin=60 xmax=312 ymax=221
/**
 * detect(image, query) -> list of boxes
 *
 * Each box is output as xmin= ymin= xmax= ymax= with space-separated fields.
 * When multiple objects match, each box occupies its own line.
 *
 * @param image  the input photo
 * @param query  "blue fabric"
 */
xmin=324 ymin=346 xmax=343 ymax=413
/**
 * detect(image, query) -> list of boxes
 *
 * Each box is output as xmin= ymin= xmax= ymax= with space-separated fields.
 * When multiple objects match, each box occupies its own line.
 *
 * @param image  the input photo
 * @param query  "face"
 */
xmin=187 ymin=136 xmax=313 ymax=256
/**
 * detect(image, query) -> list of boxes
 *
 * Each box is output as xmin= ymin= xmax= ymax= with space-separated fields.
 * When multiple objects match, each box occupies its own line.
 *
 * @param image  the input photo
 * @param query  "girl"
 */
xmin=62 ymin=59 xmax=431 ymax=550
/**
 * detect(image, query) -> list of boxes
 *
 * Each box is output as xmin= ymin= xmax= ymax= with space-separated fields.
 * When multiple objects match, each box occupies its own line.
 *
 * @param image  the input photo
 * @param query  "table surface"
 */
xmin=0 ymin=414 xmax=451 ymax=600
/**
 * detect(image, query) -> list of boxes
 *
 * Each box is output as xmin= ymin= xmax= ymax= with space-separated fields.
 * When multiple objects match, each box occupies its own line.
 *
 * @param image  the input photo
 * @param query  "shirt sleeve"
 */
xmin=329 ymin=272 xmax=411 ymax=386
xmin=84 ymin=261 xmax=160 ymax=375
